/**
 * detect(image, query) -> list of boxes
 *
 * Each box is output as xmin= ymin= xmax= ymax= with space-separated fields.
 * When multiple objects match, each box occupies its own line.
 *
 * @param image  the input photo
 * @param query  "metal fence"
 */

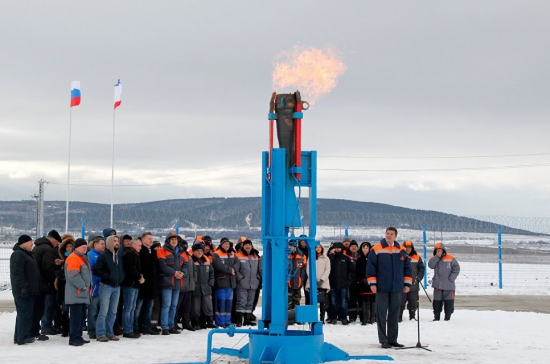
xmin=2 ymin=236 xmax=550 ymax=292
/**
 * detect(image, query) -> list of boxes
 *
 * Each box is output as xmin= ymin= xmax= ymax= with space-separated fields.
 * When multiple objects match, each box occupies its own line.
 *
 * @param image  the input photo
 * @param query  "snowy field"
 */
xmin=0 ymin=306 xmax=547 ymax=364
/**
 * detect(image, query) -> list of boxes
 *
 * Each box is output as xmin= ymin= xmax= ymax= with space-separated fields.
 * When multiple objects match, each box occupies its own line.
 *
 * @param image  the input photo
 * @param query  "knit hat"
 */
xmin=220 ymin=237 xmax=230 ymax=245
xmin=192 ymin=243 xmax=205 ymax=251
xmin=47 ymin=229 xmax=62 ymax=243
xmin=349 ymin=240 xmax=358 ymax=247
xmin=166 ymin=231 xmax=178 ymax=240
xmin=18 ymin=234 xmax=32 ymax=245
xmin=122 ymin=234 xmax=132 ymax=241
xmin=242 ymin=239 xmax=253 ymax=246
xmin=74 ymin=238 xmax=87 ymax=249
xmin=152 ymin=241 xmax=161 ymax=249
xmin=203 ymin=235 xmax=212 ymax=243
xmin=332 ymin=242 xmax=343 ymax=249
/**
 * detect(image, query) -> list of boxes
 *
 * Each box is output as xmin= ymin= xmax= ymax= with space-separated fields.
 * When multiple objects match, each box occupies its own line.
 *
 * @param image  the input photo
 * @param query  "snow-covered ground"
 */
xmin=0 ymin=307 xmax=547 ymax=363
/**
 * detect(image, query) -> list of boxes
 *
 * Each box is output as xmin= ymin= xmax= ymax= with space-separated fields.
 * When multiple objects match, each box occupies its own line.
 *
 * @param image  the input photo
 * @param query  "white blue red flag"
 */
xmin=70 ymin=81 xmax=81 ymax=107
xmin=114 ymin=79 xmax=122 ymax=109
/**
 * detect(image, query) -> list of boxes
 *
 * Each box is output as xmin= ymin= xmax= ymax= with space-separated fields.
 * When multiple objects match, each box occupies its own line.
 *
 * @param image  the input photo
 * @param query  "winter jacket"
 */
xmin=366 ymin=239 xmax=413 ymax=293
xmin=235 ymin=250 xmax=262 ymax=290
xmin=305 ymin=253 xmax=331 ymax=292
xmin=157 ymin=243 xmax=190 ymax=290
xmin=32 ymin=236 xmax=57 ymax=293
xmin=88 ymin=248 xmax=102 ymax=297
xmin=347 ymin=252 xmax=360 ymax=290
xmin=121 ymin=248 xmax=142 ymax=289
xmin=408 ymin=252 xmax=425 ymax=292
xmin=212 ymin=247 xmax=240 ymax=289
xmin=328 ymin=251 xmax=355 ymax=290
xmin=287 ymin=250 xmax=307 ymax=289
xmin=10 ymin=244 xmax=40 ymax=298
xmin=93 ymin=236 xmax=124 ymax=287
xmin=138 ymin=245 xmax=158 ymax=299
xmin=181 ymin=250 xmax=196 ymax=293
xmin=192 ymin=254 xmax=214 ymax=296
xmin=428 ymin=250 xmax=460 ymax=291
xmin=356 ymin=250 xmax=373 ymax=295
xmin=64 ymin=251 xmax=92 ymax=305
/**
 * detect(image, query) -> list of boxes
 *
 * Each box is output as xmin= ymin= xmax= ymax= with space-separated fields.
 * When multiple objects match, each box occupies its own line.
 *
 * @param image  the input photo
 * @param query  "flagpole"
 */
xmin=66 ymin=106 xmax=72 ymax=234
xmin=110 ymin=107 xmax=116 ymax=228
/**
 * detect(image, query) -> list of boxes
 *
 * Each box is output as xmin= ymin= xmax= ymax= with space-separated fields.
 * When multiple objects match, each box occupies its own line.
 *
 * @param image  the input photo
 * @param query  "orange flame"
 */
xmin=272 ymin=46 xmax=347 ymax=105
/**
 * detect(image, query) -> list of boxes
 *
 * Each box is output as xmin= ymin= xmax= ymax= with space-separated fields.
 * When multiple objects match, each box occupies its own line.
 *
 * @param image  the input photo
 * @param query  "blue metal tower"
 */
xmin=176 ymin=92 xmax=392 ymax=364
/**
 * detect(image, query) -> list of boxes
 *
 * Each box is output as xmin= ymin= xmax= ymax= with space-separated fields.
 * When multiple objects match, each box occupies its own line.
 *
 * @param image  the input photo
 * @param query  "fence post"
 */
xmin=81 ymin=218 xmax=86 ymax=239
xmin=420 ymin=223 xmax=429 ymax=287
xmin=175 ymin=218 xmax=181 ymax=235
xmin=495 ymin=224 xmax=505 ymax=289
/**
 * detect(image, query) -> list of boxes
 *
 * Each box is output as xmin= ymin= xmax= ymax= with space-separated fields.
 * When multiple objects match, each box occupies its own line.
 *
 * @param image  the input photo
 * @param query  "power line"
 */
xmin=321 ymin=152 xmax=550 ymax=160
xmin=320 ymin=162 xmax=550 ymax=173
xmin=49 ymin=172 xmax=260 ymax=187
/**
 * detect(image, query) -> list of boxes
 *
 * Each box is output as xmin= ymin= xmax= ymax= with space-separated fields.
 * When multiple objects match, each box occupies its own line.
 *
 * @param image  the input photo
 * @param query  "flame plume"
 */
xmin=272 ymin=46 xmax=347 ymax=105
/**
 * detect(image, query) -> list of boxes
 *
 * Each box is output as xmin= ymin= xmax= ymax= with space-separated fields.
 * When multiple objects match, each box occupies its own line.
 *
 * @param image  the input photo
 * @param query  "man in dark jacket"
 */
xmin=11 ymin=234 xmax=40 ymax=345
xmin=212 ymin=237 xmax=240 ymax=327
xmin=328 ymin=242 xmax=355 ymax=325
xmin=399 ymin=240 xmax=425 ymax=322
xmin=93 ymin=234 xmax=124 ymax=342
xmin=287 ymin=242 xmax=307 ymax=311
xmin=31 ymin=229 xmax=62 ymax=337
xmin=157 ymin=232 xmax=190 ymax=335
xmin=135 ymin=232 xmax=159 ymax=335
xmin=367 ymin=227 xmax=413 ymax=348
xmin=121 ymin=238 xmax=144 ymax=338
xmin=190 ymin=243 xmax=217 ymax=329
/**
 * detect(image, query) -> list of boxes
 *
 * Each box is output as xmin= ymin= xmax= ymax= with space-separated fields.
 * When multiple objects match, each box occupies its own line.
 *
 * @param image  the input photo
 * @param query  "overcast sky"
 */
xmin=1 ymin=1 xmax=549 ymax=219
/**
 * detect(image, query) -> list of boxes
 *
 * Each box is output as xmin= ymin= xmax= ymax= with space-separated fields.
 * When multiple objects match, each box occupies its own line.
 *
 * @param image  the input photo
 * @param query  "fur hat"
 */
xmin=192 ymin=243 xmax=205 ymax=252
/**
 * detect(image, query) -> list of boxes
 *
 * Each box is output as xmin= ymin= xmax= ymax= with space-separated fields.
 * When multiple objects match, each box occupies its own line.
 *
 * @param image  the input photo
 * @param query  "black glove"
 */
xmin=317 ymin=279 xmax=324 ymax=286
xmin=21 ymin=287 xmax=28 ymax=298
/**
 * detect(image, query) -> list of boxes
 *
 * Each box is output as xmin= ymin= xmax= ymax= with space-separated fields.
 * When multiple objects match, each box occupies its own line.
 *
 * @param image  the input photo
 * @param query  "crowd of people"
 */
xmin=9 ymin=226 xmax=460 ymax=349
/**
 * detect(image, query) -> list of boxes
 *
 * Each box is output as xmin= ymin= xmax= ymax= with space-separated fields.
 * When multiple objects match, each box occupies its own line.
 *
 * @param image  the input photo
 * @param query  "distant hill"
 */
xmin=0 ymin=198 xmax=536 ymax=237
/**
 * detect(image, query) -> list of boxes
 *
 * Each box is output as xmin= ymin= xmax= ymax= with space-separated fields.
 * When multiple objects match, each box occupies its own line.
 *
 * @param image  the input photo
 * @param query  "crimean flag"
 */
xmin=114 ymin=79 xmax=122 ymax=109
xmin=70 ymin=81 xmax=81 ymax=107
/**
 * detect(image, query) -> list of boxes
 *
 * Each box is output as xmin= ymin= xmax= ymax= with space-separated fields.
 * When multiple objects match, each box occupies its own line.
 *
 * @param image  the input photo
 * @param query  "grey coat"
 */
xmin=64 ymin=251 xmax=92 ymax=305
xmin=428 ymin=253 xmax=460 ymax=291
xmin=235 ymin=251 xmax=262 ymax=290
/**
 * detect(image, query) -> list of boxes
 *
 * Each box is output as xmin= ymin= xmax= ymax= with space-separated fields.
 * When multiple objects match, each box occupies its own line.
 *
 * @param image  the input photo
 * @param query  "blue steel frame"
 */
xmin=203 ymin=148 xmax=392 ymax=364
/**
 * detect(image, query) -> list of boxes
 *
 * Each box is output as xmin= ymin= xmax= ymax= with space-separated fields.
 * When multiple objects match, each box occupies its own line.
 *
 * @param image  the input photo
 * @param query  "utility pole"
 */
xmin=33 ymin=179 xmax=46 ymax=238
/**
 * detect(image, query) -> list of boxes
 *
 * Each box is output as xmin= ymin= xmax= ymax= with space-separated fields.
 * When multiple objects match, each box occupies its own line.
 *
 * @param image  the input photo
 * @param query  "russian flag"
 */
xmin=70 ymin=81 xmax=81 ymax=107
xmin=114 ymin=79 xmax=122 ymax=109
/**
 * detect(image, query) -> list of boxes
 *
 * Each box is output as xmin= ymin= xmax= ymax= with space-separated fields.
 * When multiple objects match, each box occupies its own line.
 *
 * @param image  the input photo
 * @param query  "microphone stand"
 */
xmin=397 ymin=252 xmax=432 ymax=352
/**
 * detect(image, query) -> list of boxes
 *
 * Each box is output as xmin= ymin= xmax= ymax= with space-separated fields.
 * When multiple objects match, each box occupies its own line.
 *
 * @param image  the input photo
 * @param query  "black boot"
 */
xmin=360 ymin=302 xmax=368 ymax=326
xmin=444 ymin=300 xmax=454 ymax=321
xmin=235 ymin=313 xmax=243 ymax=327
xmin=243 ymin=313 xmax=254 ymax=326
xmin=206 ymin=316 xmax=218 ymax=328
xmin=62 ymin=312 xmax=70 ymax=337
xmin=433 ymin=300 xmax=443 ymax=321
xmin=409 ymin=309 xmax=416 ymax=321
xmin=319 ymin=303 xmax=326 ymax=323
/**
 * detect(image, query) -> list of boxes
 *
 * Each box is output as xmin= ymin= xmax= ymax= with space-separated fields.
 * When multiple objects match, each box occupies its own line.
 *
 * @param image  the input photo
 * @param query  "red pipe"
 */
xmin=294 ymin=93 xmax=302 ymax=180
